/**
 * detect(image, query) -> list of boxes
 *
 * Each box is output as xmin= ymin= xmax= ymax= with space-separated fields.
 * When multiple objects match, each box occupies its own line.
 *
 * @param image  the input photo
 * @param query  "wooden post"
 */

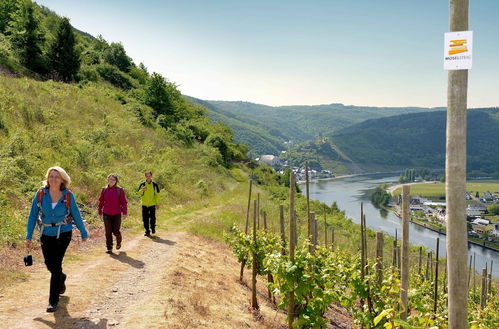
xmin=257 ymin=193 xmax=260 ymax=230
xmin=376 ymin=232 xmax=384 ymax=285
xmin=480 ymin=268 xmax=487 ymax=308
xmin=487 ymin=260 xmax=493 ymax=296
xmin=418 ymin=246 xmax=423 ymax=276
xmin=263 ymin=211 xmax=267 ymax=231
xmin=361 ymin=212 xmax=366 ymax=280
xmin=401 ymin=185 xmax=410 ymax=321
xmin=446 ymin=0 xmax=470 ymax=326
xmin=467 ymin=254 xmax=472 ymax=289
xmin=240 ymin=180 xmax=253 ymax=281
xmin=310 ymin=212 xmax=317 ymax=253
xmin=244 ymin=180 xmax=253 ymax=234
xmin=363 ymin=214 xmax=368 ymax=267
xmin=473 ymin=252 xmax=476 ymax=294
xmin=392 ymin=240 xmax=398 ymax=268
xmin=331 ymin=227 xmax=335 ymax=249
xmin=324 ymin=205 xmax=328 ymax=247
xmin=397 ymin=246 xmax=401 ymax=273
xmin=288 ymin=172 xmax=296 ymax=327
xmin=305 ymin=162 xmax=311 ymax=243
xmin=251 ymin=200 xmax=259 ymax=310
xmin=280 ymin=205 xmax=286 ymax=255
xmin=425 ymin=252 xmax=431 ymax=281
xmin=433 ymin=237 xmax=440 ymax=313
xmin=430 ymin=252 xmax=433 ymax=281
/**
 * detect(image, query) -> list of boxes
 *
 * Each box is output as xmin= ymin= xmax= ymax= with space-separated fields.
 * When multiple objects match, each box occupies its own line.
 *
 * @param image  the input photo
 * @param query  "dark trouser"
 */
xmin=142 ymin=205 xmax=156 ymax=233
xmin=103 ymin=213 xmax=122 ymax=250
xmin=40 ymin=230 xmax=72 ymax=306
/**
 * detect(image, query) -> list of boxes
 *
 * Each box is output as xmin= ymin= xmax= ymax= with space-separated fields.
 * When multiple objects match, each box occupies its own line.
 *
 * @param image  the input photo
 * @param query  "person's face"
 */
xmin=145 ymin=173 xmax=152 ymax=182
xmin=48 ymin=170 xmax=63 ymax=188
xmin=108 ymin=176 xmax=117 ymax=187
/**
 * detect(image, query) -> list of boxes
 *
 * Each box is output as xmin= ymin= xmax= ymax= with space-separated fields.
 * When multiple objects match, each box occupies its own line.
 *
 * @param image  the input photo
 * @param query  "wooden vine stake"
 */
xmin=251 ymin=199 xmax=259 ymax=310
xmin=288 ymin=171 xmax=296 ymax=328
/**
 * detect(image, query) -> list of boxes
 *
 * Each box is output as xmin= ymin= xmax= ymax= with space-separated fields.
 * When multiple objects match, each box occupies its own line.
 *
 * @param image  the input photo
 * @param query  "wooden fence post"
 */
xmin=376 ymin=232 xmax=384 ymax=285
xmin=324 ymin=205 xmax=328 ymax=247
xmin=401 ymin=185 xmax=410 ymax=321
xmin=240 ymin=180 xmax=253 ymax=281
xmin=433 ymin=237 xmax=440 ymax=313
xmin=288 ymin=172 xmax=296 ymax=328
xmin=251 ymin=199 xmax=259 ymax=310
xmin=280 ymin=205 xmax=286 ymax=255
xmin=418 ymin=246 xmax=423 ymax=277
xmin=480 ymin=268 xmax=487 ymax=308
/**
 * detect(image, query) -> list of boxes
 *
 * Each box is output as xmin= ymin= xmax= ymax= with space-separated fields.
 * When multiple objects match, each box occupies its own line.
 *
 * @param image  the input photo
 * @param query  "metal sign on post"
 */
xmin=444 ymin=31 xmax=473 ymax=70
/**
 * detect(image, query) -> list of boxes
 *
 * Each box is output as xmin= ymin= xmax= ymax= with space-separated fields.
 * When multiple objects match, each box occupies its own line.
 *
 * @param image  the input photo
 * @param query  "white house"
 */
xmin=467 ymin=204 xmax=487 ymax=217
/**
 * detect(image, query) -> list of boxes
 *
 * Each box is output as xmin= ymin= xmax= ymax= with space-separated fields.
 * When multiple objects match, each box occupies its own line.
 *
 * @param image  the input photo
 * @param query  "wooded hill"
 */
xmin=189 ymin=97 xmax=443 ymax=157
xmin=326 ymin=108 xmax=499 ymax=176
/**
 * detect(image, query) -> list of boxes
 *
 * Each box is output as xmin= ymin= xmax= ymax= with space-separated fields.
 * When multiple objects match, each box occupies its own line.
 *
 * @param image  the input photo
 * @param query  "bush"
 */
xmin=95 ymin=63 xmax=136 ymax=90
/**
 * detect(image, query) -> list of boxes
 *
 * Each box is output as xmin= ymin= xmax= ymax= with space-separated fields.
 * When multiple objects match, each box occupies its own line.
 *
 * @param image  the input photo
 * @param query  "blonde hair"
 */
xmin=43 ymin=166 xmax=71 ymax=190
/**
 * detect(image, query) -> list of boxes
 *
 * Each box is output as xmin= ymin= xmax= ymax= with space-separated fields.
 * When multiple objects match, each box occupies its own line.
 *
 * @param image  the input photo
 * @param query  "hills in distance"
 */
xmin=193 ymin=98 xmax=499 ymax=177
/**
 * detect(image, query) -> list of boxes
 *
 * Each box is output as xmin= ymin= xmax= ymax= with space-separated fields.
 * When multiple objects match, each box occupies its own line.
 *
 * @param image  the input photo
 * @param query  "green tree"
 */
xmin=7 ymin=0 xmax=45 ymax=72
xmin=0 ymin=0 xmax=17 ymax=33
xmin=487 ymin=204 xmax=499 ymax=216
xmin=144 ymin=72 xmax=175 ymax=118
xmin=103 ymin=42 xmax=132 ymax=72
xmin=47 ymin=17 xmax=80 ymax=82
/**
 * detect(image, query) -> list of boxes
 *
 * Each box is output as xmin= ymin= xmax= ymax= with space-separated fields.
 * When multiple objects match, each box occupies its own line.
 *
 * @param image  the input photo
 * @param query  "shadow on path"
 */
xmin=147 ymin=235 xmax=176 ymax=246
xmin=34 ymin=296 xmax=108 ymax=329
xmin=109 ymin=251 xmax=145 ymax=269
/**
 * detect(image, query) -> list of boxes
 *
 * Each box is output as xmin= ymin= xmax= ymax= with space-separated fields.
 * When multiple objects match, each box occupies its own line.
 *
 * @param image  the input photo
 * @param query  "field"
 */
xmin=392 ymin=181 xmax=499 ymax=200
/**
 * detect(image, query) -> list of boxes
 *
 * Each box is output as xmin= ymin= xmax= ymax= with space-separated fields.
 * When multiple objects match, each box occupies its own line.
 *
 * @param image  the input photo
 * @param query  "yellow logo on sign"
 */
xmin=449 ymin=39 xmax=468 ymax=55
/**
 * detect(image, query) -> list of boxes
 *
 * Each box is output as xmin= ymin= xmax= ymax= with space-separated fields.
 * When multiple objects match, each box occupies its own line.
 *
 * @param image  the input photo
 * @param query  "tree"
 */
xmin=47 ymin=17 xmax=80 ymax=82
xmin=7 ymin=0 xmax=45 ymax=72
xmin=103 ymin=42 xmax=132 ymax=72
xmin=487 ymin=204 xmax=499 ymax=216
xmin=0 ymin=0 xmax=17 ymax=33
xmin=144 ymin=72 xmax=175 ymax=118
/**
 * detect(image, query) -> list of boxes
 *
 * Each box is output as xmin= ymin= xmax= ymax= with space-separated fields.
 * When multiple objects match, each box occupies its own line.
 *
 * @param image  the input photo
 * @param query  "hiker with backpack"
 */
xmin=98 ymin=174 xmax=128 ymax=253
xmin=137 ymin=170 xmax=160 ymax=236
xmin=25 ymin=166 xmax=88 ymax=313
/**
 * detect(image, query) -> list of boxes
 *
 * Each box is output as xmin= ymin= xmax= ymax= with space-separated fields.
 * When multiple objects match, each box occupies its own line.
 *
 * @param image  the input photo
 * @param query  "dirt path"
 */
xmin=0 ymin=226 xmax=288 ymax=329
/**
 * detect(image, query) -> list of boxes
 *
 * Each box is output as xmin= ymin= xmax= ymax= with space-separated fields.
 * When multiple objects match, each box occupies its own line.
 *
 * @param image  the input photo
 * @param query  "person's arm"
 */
xmin=98 ymin=188 xmax=105 ymax=216
xmin=154 ymin=183 xmax=160 ymax=207
xmin=25 ymin=192 xmax=39 ymax=240
xmin=121 ymin=188 xmax=128 ymax=215
xmin=68 ymin=192 xmax=88 ymax=239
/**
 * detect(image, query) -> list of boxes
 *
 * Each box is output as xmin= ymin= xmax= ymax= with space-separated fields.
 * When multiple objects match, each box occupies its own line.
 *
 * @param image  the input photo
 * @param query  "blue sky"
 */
xmin=36 ymin=0 xmax=498 ymax=108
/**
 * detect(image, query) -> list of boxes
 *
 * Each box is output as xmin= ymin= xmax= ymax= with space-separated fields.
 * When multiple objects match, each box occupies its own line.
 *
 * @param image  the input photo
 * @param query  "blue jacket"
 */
xmin=26 ymin=188 xmax=88 ymax=240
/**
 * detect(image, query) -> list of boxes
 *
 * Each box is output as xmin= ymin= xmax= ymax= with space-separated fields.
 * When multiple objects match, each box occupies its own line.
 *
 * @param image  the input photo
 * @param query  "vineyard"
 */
xmin=225 ymin=175 xmax=498 ymax=328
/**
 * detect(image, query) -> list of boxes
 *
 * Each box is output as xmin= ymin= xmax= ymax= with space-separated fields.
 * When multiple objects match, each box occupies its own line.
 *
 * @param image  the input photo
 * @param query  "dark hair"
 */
xmin=144 ymin=170 xmax=153 ymax=176
xmin=107 ymin=173 xmax=119 ymax=183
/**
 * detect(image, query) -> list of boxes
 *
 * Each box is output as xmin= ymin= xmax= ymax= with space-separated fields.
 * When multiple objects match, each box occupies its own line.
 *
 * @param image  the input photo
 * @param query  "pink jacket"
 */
xmin=98 ymin=185 xmax=128 ymax=216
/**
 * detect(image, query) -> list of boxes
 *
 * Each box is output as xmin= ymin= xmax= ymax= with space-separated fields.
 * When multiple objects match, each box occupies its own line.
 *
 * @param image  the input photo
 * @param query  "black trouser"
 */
xmin=142 ymin=206 xmax=156 ymax=233
xmin=40 ymin=230 xmax=72 ymax=305
xmin=103 ymin=214 xmax=122 ymax=250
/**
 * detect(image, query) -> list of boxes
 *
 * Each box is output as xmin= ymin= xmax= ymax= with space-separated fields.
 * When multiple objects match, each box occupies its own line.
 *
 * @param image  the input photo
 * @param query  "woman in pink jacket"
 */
xmin=98 ymin=174 xmax=128 ymax=253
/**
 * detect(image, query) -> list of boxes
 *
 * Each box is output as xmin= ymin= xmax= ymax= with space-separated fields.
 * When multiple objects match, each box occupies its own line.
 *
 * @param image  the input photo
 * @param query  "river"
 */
xmin=300 ymin=173 xmax=499 ymax=277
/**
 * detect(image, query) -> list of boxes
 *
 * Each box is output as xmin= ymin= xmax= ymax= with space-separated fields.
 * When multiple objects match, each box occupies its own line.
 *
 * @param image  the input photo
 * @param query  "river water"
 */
xmin=300 ymin=174 xmax=499 ymax=277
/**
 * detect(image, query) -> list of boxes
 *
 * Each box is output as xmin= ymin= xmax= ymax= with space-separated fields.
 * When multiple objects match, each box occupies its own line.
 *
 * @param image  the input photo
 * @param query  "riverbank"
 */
xmin=298 ymin=171 xmax=401 ymax=184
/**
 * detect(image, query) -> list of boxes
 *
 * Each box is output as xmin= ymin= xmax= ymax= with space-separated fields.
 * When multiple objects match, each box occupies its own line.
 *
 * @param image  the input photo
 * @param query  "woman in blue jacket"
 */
xmin=25 ymin=166 xmax=88 ymax=313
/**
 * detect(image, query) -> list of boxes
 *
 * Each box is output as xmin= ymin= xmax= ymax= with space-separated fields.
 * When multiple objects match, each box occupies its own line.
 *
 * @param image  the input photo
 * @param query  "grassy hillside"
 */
xmin=328 ymin=108 xmax=499 ymax=176
xmin=195 ymin=99 xmax=443 ymax=157
xmin=0 ymin=76 xmax=242 ymax=245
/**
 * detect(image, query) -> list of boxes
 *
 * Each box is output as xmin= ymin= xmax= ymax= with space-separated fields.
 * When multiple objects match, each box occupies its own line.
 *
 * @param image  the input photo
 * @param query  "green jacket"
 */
xmin=137 ymin=181 xmax=160 ymax=206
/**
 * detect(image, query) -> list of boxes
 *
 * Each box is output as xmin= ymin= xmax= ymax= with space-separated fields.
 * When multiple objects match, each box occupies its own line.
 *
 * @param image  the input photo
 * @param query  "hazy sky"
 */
xmin=36 ymin=0 xmax=498 ymax=108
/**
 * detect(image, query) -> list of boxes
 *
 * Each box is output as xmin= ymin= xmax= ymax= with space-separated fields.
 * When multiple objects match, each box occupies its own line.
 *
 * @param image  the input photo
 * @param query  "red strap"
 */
xmin=37 ymin=188 xmax=44 ymax=204
xmin=65 ymin=190 xmax=71 ymax=210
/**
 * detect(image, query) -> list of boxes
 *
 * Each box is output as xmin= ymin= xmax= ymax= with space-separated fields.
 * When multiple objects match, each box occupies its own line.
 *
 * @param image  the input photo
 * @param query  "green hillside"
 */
xmin=328 ymin=108 xmax=499 ymax=176
xmin=0 ymin=0 xmax=247 ymax=245
xmin=196 ymin=99 xmax=443 ymax=157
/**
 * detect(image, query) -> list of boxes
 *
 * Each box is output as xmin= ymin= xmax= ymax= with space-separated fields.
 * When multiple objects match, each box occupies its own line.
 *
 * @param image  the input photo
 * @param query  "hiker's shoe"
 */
xmin=144 ymin=232 xmax=150 ymax=237
xmin=46 ymin=304 xmax=58 ymax=312
xmin=106 ymin=249 xmax=112 ymax=254
xmin=59 ymin=273 xmax=67 ymax=295
xmin=116 ymin=243 xmax=121 ymax=250
xmin=151 ymin=228 xmax=156 ymax=234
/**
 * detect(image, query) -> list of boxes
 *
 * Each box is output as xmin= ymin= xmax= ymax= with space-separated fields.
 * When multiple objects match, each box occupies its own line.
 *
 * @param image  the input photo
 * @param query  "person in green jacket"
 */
xmin=137 ymin=171 xmax=160 ymax=236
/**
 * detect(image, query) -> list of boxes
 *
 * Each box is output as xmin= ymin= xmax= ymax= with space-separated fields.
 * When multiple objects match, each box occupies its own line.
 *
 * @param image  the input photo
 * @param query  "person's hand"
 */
xmin=82 ymin=238 xmax=88 ymax=242
xmin=141 ymin=186 xmax=147 ymax=191
xmin=25 ymin=239 xmax=32 ymax=249
xmin=155 ymin=205 xmax=160 ymax=210
xmin=123 ymin=214 xmax=128 ymax=218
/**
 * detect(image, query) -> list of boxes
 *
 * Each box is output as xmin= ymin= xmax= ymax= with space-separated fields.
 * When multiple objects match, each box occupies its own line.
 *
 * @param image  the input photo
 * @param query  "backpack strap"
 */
xmin=152 ymin=182 xmax=160 ymax=194
xmin=137 ymin=182 xmax=145 ymax=192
